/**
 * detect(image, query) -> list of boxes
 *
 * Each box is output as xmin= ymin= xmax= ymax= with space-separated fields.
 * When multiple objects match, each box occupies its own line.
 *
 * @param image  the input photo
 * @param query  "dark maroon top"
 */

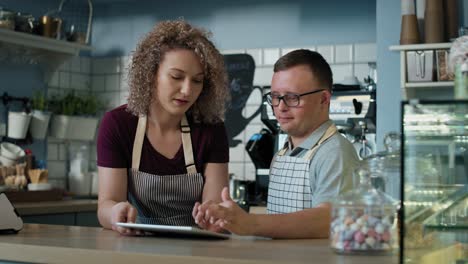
xmin=97 ymin=105 xmax=229 ymax=175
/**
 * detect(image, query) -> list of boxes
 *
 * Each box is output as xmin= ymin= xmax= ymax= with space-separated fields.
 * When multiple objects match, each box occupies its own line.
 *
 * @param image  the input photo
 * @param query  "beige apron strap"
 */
xmin=132 ymin=116 xmax=147 ymax=170
xmin=304 ymin=124 xmax=338 ymax=160
xmin=180 ymin=115 xmax=197 ymax=174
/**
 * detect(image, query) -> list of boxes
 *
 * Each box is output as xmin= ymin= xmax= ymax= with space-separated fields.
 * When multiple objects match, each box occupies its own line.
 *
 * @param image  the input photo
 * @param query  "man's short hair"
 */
xmin=274 ymin=49 xmax=333 ymax=92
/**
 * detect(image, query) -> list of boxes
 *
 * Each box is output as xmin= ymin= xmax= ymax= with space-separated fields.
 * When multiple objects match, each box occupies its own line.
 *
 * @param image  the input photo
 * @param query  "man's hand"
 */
xmin=192 ymin=200 xmax=224 ymax=233
xmin=200 ymin=187 xmax=255 ymax=236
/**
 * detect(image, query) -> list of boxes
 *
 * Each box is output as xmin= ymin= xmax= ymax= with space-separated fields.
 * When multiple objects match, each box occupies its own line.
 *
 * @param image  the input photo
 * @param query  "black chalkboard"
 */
xmin=223 ymin=54 xmax=262 ymax=147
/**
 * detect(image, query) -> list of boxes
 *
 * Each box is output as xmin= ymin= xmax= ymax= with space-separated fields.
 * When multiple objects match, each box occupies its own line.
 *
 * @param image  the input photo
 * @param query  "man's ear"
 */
xmin=321 ymin=90 xmax=331 ymax=105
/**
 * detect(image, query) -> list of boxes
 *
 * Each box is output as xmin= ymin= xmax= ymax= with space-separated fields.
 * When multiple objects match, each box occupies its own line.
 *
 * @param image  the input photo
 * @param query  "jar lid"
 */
xmin=333 ymin=162 xmax=398 ymax=208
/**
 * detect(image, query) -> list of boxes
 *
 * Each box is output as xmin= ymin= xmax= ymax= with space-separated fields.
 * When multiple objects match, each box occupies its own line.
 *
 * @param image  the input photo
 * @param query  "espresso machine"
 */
xmin=330 ymin=76 xmax=377 ymax=159
xmin=244 ymin=86 xmax=278 ymax=205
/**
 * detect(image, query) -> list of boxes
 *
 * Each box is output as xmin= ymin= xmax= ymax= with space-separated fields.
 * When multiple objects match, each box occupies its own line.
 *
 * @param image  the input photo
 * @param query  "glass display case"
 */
xmin=400 ymin=100 xmax=467 ymax=264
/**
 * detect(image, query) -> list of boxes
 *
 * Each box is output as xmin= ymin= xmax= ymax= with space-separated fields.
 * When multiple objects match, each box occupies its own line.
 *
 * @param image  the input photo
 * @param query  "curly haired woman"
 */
xmin=96 ymin=20 xmax=230 ymax=235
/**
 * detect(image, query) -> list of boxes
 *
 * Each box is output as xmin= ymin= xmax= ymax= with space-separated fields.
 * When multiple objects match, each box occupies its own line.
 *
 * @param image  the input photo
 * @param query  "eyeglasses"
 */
xmin=265 ymin=89 xmax=326 ymax=107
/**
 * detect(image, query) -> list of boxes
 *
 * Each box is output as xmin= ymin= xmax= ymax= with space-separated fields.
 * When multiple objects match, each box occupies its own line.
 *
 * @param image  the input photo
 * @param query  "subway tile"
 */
xmin=253 ymin=66 xmax=274 ymax=86
xmin=120 ymin=73 xmax=129 ymax=92
xmin=245 ymin=87 xmax=263 ymax=106
xmin=229 ymin=142 xmax=246 ymax=162
xmin=120 ymin=90 xmax=129 ymax=105
xmin=47 ymin=143 xmax=58 ymax=160
xmin=221 ymin=49 xmax=245 ymax=55
xmin=335 ymin=44 xmax=353 ymax=63
xmin=331 ymin=64 xmax=353 ymax=84
xmin=281 ymin=47 xmax=300 ymax=56
xmin=47 ymin=161 xmax=67 ymax=178
xmin=93 ymin=58 xmax=120 ymax=74
xmin=263 ymin=48 xmax=280 ymax=66
xmin=81 ymin=57 xmax=91 ymax=74
xmin=99 ymin=92 xmax=121 ymax=109
xmin=70 ymin=74 xmax=90 ymax=90
xmin=58 ymin=143 xmax=67 ymax=161
xmin=92 ymin=58 xmax=106 ymax=74
xmin=244 ymin=162 xmax=256 ymax=181
xmin=105 ymin=74 xmax=120 ymax=91
xmin=70 ymin=56 xmax=81 ymax=72
xmin=354 ymin=43 xmax=376 ymax=62
xmin=48 ymin=71 xmax=59 ymax=87
xmin=354 ymin=63 xmax=371 ymax=86
xmin=228 ymin=162 xmax=245 ymax=180
xmin=59 ymin=72 xmax=70 ymax=89
xmin=91 ymin=76 xmax=105 ymax=92
xmin=245 ymin=49 xmax=263 ymax=67
xmin=58 ymin=60 xmax=70 ymax=72
xmin=243 ymin=105 xmax=263 ymax=126
xmin=317 ymin=45 xmax=335 ymax=64
xmin=120 ymin=55 xmax=132 ymax=73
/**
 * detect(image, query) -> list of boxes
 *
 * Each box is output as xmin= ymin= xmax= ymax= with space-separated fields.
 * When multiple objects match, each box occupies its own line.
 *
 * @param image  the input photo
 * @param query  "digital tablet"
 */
xmin=115 ymin=222 xmax=231 ymax=239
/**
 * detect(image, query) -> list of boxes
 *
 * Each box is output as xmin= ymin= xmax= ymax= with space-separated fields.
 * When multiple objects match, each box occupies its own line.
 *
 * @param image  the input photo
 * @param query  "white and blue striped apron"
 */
xmin=127 ymin=115 xmax=203 ymax=226
xmin=267 ymin=124 xmax=337 ymax=214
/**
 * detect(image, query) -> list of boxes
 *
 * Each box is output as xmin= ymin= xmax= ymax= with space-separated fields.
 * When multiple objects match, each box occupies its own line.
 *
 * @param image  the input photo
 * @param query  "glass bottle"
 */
xmin=330 ymin=162 xmax=399 ymax=255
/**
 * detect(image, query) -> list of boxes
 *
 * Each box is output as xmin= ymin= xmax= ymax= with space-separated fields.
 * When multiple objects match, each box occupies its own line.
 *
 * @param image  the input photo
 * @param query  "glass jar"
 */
xmin=330 ymin=162 xmax=399 ymax=255
xmin=0 ymin=8 xmax=15 ymax=30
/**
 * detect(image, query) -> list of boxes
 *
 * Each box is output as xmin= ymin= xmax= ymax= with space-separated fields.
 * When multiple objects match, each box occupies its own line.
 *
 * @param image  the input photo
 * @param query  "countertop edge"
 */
xmin=0 ymin=242 xmax=274 ymax=264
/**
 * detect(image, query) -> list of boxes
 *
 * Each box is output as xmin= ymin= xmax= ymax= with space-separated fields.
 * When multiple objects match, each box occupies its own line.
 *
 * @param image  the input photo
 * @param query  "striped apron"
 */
xmin=127 ymin=115 xmax=203 ymax=226
xmin=267 ymin=124 xmax=337 ymax=214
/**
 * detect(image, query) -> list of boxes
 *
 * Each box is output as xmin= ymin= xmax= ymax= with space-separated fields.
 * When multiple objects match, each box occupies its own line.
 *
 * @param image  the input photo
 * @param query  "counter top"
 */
xmin=13 ymin=199 xmax=97 ymax=216
xmin=0 ymin=224 xmax=399 ymax=264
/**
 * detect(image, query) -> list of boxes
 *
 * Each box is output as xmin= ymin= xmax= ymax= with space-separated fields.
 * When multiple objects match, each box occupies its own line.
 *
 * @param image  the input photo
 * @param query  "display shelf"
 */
xmin=0 ymin=28 xmax=92 ymax=80
xmin=389 ymin=42 xmax=452 ymax=51
xmin=390 ymin=42 xmax=454 ymax=99
xmin=405 ymin=81 xmax=454 ymax=88
xmin=0 ymin=28 xmax=91 ymax=55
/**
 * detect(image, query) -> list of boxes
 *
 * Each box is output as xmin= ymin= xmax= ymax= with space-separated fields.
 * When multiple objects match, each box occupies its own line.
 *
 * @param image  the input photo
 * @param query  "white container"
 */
xmin=406 ymin=50 xmax=434 ymax=82
xmin=50 ymin=115 xmax=98 ymax=141
xmin=0 ymin=155 xmax=15 ymax=166
xmin=7 ymin=111 xmax=32 ymax=139
xmin=30 ymin=110 xmax=51 ymax=139
xmin=0 ymin=142 xmax=25 ymax=160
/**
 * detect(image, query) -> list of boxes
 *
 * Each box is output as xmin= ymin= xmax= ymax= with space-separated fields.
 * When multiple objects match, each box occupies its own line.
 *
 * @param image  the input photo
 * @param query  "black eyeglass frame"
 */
xmin=264 ymin=89 xmax=327 ymax=107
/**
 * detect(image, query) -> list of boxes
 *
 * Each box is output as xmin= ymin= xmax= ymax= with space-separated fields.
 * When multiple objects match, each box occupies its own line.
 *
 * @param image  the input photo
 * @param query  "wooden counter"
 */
xmin=0 ymin=224 xmax=399 ymax=264
xmin=13 ymin=199 xmax=97 ymax=216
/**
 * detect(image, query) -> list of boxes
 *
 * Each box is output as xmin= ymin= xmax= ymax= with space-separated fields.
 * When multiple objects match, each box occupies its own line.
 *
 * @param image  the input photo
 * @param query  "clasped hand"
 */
xmin=192 ymin=187 xmax=254 ymax=235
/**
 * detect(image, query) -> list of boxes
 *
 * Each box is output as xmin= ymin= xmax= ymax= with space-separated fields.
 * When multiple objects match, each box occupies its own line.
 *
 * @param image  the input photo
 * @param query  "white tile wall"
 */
xmin=263 ymin=48 xmax=280 ymax=66
xmin=335 ymin=44 xmax=353 ymax=63
xmin=44 ymin=42 xmax=375 ymax=189
xmin=354 ymin=43 xmax=377 ymax=63
xmin=316 ymin=45 xmax=335 ymax=64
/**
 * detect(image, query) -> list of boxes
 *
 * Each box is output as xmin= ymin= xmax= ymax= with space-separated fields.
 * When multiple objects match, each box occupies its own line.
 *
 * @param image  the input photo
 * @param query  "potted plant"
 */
xmin=49 ymin=91 xmax=102 ymax=141
xmin=29 ymin=90 xmax=52 ymax=140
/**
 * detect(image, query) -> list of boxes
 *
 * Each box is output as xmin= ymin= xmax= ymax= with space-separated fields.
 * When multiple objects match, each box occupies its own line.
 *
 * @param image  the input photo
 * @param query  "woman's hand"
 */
xmin=193 ymin=201 xmax=225 ymax=233
xmin=110 ymin=202 xmax=140 ymax=236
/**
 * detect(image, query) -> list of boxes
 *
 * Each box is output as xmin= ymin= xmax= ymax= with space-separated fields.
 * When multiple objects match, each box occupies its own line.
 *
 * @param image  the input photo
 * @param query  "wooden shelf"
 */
xmin=389 ymin=42 xmax=452 ymax=51
xmin=0 ymin=28 xmax=91 ymax=55
xmin=405 ymin=81 xmax=454 ymax=88
xmin=0 ymin=28 xmax=92 ymax=81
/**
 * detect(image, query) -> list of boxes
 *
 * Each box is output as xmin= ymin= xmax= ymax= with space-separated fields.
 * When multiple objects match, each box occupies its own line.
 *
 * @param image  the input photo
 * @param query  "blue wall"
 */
xmin=91 ymin=0 xmax=376 ymax=56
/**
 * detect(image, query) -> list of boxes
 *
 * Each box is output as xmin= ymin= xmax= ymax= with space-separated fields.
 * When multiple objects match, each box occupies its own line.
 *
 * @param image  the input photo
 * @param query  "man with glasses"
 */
xmin=193 ymin=49 xmax=359 ymax=238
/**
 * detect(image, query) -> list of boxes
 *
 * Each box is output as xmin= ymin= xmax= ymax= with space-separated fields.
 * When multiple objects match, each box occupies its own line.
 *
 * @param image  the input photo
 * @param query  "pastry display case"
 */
xmin=400 ymin=100 xmax=467 ymax=264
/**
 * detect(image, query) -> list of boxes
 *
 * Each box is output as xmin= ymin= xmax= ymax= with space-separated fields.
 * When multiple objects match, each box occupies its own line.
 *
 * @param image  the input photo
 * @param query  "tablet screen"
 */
xmin=115 ymin=222 xmax=230 ymax=239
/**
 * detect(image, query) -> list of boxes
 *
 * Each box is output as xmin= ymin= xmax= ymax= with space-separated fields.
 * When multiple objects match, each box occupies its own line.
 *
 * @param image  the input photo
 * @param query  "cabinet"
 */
xmin=0 ymin=28 xmax=92 ymax=80
xmin=389 ymin=43 xmax=453 ymax=99
xmin=400 ymin=100 xmax=467 ymax=264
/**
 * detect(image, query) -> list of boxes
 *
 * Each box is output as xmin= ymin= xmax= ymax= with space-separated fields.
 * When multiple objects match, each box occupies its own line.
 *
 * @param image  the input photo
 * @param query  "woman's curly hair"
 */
xmin=127 ymin=20 xmax=229 ymax=124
